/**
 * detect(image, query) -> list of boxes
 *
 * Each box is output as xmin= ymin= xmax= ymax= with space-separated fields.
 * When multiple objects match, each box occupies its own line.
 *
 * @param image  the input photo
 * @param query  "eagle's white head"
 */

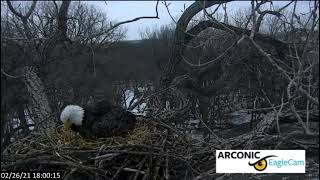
xmin=60 ymin=105 xmax=85 ymax=130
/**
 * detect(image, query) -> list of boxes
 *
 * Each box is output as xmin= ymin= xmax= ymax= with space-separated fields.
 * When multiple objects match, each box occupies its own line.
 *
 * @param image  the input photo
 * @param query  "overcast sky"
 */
xmin=85 ymin=1 xmax=313 ymax=40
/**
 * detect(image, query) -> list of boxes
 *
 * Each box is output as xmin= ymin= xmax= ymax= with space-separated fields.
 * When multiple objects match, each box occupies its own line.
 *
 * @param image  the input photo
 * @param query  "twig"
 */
xmin=111 ymin=161 xmax=129 ymax=180
xmin=133 ymin=157 xmax=147 ymax=180
xmin=1 ymin=68 xmax=24 ymax=79
xmin=123 ymin=168 xmax=146 ymax=175
xmin=276 ymin=94 xmax=285 ymax=136
xmin=100 ymin=0 xmax=160 ymax=44
xmin=249 ymin=36 xmax=319 ymax=106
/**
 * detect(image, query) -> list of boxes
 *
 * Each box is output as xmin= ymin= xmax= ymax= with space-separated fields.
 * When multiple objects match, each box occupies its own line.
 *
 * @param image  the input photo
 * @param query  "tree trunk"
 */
xmin=24 ymin=67 xmax=55 ymax=133
xmin=57 ymin=0 xmax=71 ymax=41
xmin=6 ymin=0 xmax=72 ymax=135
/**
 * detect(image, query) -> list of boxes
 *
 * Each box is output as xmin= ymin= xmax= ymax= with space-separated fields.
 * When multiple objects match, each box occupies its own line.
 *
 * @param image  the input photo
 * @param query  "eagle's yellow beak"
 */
xmin=64 ymin=120 xmax=72 ymax=131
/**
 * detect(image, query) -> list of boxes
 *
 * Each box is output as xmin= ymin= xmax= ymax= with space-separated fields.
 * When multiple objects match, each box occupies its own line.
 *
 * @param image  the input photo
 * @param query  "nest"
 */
xmin=2 ymin=115 xmax=318 ymax=180
xmin=6 ymin=122 xmax=148 ymax=154
xmin=1 ymin=119 xmax=219 ymax=180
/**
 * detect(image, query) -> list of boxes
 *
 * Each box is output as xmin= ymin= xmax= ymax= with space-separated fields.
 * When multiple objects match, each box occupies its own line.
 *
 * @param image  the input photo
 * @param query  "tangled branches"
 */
xmin=1 ymin=74 xmax=318 ymax=180
xmin=1 ymin=116 xmax=222 ymax=180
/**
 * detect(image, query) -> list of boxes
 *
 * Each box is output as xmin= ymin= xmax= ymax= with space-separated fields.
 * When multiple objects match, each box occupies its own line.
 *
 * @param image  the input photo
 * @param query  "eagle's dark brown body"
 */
xmin=70 ymin=100 xmax=136 ymax=139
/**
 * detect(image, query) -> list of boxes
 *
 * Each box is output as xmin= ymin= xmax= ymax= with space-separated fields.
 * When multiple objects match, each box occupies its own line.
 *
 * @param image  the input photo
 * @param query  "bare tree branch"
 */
xmin=6 ymin=0 xmax=37 ymax=20
xmin=1 ymin=68 xmax=24 ymax=79
xmin=100 ymin=0 xmax=160 ymax=44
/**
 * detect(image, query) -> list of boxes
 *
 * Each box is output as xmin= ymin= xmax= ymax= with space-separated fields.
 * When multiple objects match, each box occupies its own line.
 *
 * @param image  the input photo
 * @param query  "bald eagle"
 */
xmin=60 ymin=100 xmax=136 ymax=139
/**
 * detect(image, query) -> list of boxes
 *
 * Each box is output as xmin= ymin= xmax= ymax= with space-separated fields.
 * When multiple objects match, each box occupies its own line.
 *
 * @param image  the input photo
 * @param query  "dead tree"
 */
xmin=5 ymin=0 xmax=71 ymax=133
xmin=160 ymin=0 xmax=319 ymax=140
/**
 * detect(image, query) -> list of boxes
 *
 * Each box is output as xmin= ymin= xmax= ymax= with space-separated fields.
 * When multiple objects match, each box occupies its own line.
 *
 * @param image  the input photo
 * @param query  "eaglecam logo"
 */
xmin=216 ymin=150 xmax=305 ymax=173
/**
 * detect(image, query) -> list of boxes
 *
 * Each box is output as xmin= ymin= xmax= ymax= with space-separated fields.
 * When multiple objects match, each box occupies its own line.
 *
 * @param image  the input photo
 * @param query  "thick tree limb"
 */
xmin=161 ymin=0 xmax=231 ymax=87
xmin=185 ymin=20 xmax=287 ymax=50
xmin=56 ymin=0 xmax=71 ymax=41
xmin=6 ymin=0 xmax=37 ymax=20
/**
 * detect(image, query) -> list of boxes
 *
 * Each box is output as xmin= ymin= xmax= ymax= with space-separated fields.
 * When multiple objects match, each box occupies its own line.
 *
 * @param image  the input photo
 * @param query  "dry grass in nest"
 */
xmin=1 ymin=120 xmax=216 ymax=179
xmin=6 ymin=122 xmax=149 ymax=154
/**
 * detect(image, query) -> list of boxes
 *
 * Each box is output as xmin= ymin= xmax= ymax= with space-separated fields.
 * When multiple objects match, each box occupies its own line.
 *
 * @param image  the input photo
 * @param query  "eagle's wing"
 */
xmin=91 ymin=107 xmax=136 ymax=138
xmin=91 ymin=119 xmax=119 ymax=138
xmin=86 ymin=100 xmax=113 ymax=116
